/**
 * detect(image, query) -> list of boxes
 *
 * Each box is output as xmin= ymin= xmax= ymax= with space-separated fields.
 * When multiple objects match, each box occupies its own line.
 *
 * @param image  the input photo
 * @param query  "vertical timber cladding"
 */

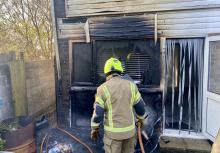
xmin=9 ymin=61 xmax=27 ymax=116
xmin=65 ymin=0 xmax=220 ymax=17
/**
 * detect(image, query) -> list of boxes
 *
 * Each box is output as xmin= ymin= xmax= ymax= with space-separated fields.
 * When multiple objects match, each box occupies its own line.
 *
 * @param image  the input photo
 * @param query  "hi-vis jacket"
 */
xmin=91 ymin=75 xmax=147 ymax=140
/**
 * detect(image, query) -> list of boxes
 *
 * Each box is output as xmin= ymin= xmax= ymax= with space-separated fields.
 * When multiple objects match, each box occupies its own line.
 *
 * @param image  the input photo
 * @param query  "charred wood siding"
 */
xmin=65 ymin=0 xmax=220 ymax=17
xmin=58 ymin=8 xmax=220 ymax=40
xmin=54 ymin=0 xmax=66 ymax=18
xmin=89 ymin=15 xmax=155 ymax=39
xmin=54 ymin=0 xmax=70 ymax=126
xmin=56 ymin=38 xmax=70 ymax=125
xmin=57 ymin=15 xmax=156 ymax=40
xmin=57 ymin=19 xmax=86 ymax=40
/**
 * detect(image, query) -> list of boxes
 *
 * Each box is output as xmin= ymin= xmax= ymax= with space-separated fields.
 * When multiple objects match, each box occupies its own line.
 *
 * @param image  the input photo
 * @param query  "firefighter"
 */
xmin=91 ymin=57 xmax=147 ymax=153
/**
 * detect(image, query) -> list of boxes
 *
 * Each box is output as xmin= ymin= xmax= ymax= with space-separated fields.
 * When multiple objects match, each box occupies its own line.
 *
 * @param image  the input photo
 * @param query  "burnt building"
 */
xmin=51 ymin=0 xmax=220 ymax=149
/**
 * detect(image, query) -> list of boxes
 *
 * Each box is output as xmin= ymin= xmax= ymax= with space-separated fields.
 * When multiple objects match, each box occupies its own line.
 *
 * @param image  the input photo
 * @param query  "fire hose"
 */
xmin=40 ymin=126 xmax=145 ymax=153
xmin=40 ymin=127 xmax=93 ymax=153
xmin=40 ymin=133 xmax=48 ymax=153
xmin=138 ymin=122 xmax=146 ymax=153
xmin=56 ymin=127 xmax=93 ymax=153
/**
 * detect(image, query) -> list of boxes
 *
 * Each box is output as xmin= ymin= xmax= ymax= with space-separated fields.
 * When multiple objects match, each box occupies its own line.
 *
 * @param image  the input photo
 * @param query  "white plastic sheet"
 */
xmin=165 ymin=39 xmax=204 ymax=133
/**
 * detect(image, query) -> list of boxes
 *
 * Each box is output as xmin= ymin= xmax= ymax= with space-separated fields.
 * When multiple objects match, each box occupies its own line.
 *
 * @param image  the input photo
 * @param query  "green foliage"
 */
xmin=0 ymin=0 xmax=54 ymax=60
xmin=0 ymin=119 xmax=21 ymax=133
xmin=0 ymin=138 xmax=6 ymax=151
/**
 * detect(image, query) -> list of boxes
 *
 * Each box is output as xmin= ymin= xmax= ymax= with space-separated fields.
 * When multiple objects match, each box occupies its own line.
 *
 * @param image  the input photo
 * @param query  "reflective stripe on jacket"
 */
xmin=92 ymin=75 xmax=143 ymax=140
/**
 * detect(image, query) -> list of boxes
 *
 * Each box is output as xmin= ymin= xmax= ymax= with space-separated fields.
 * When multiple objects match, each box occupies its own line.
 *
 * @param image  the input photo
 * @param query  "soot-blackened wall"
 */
xmin=54 ymin=0 xmax=70 ymax=125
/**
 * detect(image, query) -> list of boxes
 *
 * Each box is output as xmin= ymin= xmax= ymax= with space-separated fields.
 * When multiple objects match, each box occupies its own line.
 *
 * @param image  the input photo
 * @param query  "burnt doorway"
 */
xmin=70 ymin=39 xmax=162 ymax=152
xmin=163 ymin=39 xmax=204 ymax=135
xmin=70 ymin=39 xmax=162 ymax=128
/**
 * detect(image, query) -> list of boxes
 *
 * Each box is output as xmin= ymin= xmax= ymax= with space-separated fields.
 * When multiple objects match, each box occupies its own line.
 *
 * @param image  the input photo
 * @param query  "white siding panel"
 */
xmin=158 ymin=8 xmax=220 ymax=37
xmin=68 ymin=0 xmax=202 ymax=5
xmin=57 ymin=19 xmax=86 ymax=40
xmin=66 ymin=0 xmax=220 ymax=17
xmin=159 ymin=28 xmax=220 ymax=37
xmin=68 ymin=0 xmax=204 ymax=10
xmin=158 ymin=17 xmax=220 ymax=25
xmin=158 ymin=9 xmax=220 ymax=19
xmin=159 ymin=22 xmax=220 ymax=30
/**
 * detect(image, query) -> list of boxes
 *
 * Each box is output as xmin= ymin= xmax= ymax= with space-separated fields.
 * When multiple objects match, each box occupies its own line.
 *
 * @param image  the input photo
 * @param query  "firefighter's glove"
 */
xmin=91 ymin=129 xmax=99 ymax=141
xmin=137 ymin=119 xmax=144 ymax=129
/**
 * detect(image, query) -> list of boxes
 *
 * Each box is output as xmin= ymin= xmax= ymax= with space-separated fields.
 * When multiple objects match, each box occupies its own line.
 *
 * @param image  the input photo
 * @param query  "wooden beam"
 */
xmin=51 ymin=0 xmax=61 ymax=81
xmin=84 ymin=20 xmax=91 ymax=43
xmin=154 ymin=13 xmax=158 ymax=45
xmin=160 ymin=37 xmax=166 ymax=132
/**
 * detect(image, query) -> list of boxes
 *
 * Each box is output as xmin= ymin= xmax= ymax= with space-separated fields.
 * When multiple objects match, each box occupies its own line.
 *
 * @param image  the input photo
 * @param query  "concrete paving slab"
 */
xmin=160 ymin=136 xmax=212 ymax=153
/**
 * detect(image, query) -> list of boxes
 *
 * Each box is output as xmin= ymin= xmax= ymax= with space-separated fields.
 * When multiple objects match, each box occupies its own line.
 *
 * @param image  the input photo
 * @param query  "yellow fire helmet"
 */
xmin=104 ymin=57 xmax=124 ymax=74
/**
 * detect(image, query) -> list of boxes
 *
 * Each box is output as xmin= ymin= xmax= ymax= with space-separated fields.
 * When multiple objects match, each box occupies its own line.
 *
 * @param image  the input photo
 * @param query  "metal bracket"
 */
xmin=84 ymin=20 xmax=90 ymax=43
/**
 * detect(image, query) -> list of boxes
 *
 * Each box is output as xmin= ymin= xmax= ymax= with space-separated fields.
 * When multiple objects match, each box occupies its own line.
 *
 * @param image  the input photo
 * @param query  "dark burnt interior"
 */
xmin=70 ymin=39 xmax=162 ymax=128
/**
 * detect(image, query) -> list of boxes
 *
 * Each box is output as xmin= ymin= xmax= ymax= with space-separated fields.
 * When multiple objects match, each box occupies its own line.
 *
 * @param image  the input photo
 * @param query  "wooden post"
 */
xmin=154 ymin=13 xmax=158 ymax=45
xmin=69 ymin=41 xmax=73 ymax=85
xmin=84 ymin=20 xmax=91 ymax=43
xmin=50 ymin=0 xmax=61 ymax=82
xmin=9 ymin=60 xmax=27 ymax=116
xmin=160 ymin=37 xmax=166 ymax=132
xmin=160 ymin=37 xmax=166 ymax=90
